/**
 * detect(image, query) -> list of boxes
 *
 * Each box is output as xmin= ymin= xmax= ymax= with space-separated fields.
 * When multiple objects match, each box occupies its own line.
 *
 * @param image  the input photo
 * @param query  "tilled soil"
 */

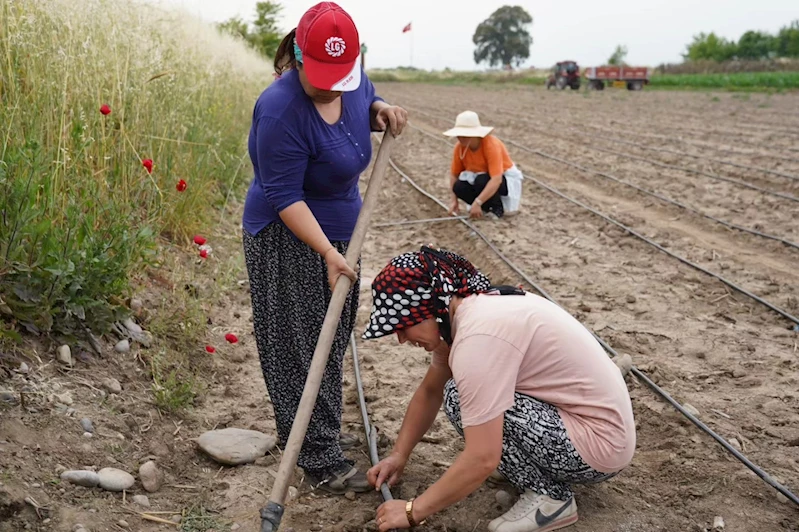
xmin=2 ymin=85 xmax=797 ymax=532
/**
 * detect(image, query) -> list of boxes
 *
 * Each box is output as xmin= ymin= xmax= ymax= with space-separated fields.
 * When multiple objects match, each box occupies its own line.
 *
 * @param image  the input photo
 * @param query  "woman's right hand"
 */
xmin=324 ymin=248 xmax=357 ymax=291
xmin=449 ymin=196 xmax=460 ymax=216
xmin=367 ymin=452 xmax=407 ymax=490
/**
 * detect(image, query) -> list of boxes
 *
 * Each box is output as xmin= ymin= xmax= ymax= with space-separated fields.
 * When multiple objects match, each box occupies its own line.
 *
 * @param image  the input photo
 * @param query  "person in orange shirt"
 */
xmin=444 ymin=111 xmax=523 ymax=219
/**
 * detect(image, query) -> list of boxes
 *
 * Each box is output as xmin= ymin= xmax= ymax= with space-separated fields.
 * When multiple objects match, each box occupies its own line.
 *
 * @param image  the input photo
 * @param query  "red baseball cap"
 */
xmin=296 ymin=2 xmax=361 ymax=92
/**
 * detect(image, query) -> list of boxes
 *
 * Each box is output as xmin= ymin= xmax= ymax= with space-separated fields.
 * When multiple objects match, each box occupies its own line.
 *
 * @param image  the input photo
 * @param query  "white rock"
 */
xmin=683 ymin=403 xmax=700 ymax=418
xmin=196 ymin=428 xmax=277 ymax=465
xmin=97 ymin=467 xmax=135 ymax=492
xmin=114 ymin=339 xmax=130 ymax=354
xmin=61 ymin=470 xmax=100 ymax=488
xmin=72 ymin=525 xmax=87 ymax=532
xmin=288 ymin=486 xmax=298 ymax=501
xmin=82 ymin=432 xmax=93 ymax=439
xmin=132 ymin=494 xmax=150 ymax=507
xmin=776 ymin=492 xmax=789 ymax=504
xmin=18 ymin=362 xmax=29 ymax=374
xmin=170 ymin=514 xmax=182 ymax=524
xmin=614 ymin=354 xmax=634 ymax=376
xmin=102 ymin=378 xmax=122 ymax=395
xmin=139 ymin=461 xmax=164 ymax=493
xmin=713 ymin=516 xmax=725 ymax=530
xmin=57 ymin=345 xmax=72 ymax=366
xmin=130 ymin=298 xmax=143 ymax=313
xmin=122 ymin=317 xmax=143 ymax=335
xmin=117 ymin=519 xmax=130 ymax=528
xmin=56 ymin=392 xmax=74 ymax=406
xmin=231 ymin=524 xmax=241 ymax=531
xmin=729 ymin=438 xmax=741 ymax=452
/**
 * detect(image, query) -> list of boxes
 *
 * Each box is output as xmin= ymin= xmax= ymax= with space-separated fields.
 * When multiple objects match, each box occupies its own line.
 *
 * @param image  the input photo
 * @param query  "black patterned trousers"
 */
xmin=242 ymin=223 xmax=359 ymax=473
xmin=443 ymin=379 xmax=617 ymax=501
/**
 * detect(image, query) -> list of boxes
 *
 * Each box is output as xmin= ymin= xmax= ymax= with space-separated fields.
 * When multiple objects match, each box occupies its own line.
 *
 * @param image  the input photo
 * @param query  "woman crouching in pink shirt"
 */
xmin=361 ymin=246 xmax=636 ymax=532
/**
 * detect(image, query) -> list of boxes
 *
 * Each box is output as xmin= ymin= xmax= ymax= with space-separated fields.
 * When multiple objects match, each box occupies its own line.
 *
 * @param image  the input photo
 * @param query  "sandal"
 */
xmin=305 ymin=459 xmax=371 ymax=495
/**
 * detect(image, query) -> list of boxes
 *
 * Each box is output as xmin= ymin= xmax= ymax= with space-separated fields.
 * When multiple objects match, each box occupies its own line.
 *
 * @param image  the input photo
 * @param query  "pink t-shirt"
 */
xmin=443 ymin=292 xmax=636 ymax=473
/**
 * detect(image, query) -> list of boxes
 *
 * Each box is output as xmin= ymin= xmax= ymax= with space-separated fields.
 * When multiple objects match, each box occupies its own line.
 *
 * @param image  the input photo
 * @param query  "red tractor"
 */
xmin=546 ymin=60 xmax=581 ymax=90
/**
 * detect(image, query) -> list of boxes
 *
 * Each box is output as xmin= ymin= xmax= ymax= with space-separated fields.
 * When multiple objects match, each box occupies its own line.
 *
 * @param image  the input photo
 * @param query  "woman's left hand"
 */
xmin=469 ymin=202 xmax=483 ymax=219
xmin=375 ymin=500 xmax=412 ymax=531
xmin=375 ymin=105 xmax=409 ymax=137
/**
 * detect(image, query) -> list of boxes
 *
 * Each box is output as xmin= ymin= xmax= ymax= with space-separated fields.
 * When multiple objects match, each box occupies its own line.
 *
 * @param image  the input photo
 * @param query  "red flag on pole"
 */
xmin=402 ymin=22 xmax=411 ymax=33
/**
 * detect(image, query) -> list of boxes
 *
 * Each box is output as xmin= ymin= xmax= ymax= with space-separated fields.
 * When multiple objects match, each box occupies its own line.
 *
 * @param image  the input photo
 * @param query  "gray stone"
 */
xmin=130 ymin=299 xmax=143 ymax=313
xmin=18 ymin=362 xmax=29 ymax=374
xmin=114 ymin=339 xmax=130 ymax=354
xmin=231 ymin=525 xmax=241 ymax=531
xmin=288 ymin=486 xmax=298 ymax=501
xmin=102 ymin=378 xmax=122 ymax=395
xmin=61 ymin=470 xmax=100 ymax=488
xmin=80 ymin=418 xmax=94 ymax=433
xmin=626 ymin=294 xmax=637 ymax=304
xmin=0 ymin=391 xmax=18 ymax=406
xmin=776 ymin=492 xmax=789 ymax=504
xmin=57 ymin=345 xmax=72 ymax=366
xmin=713 ymin=516 xmax=725 ymax=530
xmin=132 ymin=494 xmax=150 ymax=507
xmin=729 ymin=438 xmax=741 ymax=452
xmin=82 ymin=432 xmax=93 ymax=439
xmin=117 ymin=519 xmax=130 ymax=528
xmin=139 ymin=461 xmax=164 ymax=493
xmin=495 ymin=490 xmax=514 ymax=507
xmin=170 ymin=514 xmax=182 ymax=524
xmin=97 ymin=467 xmax=135 ymax=491
xmin=55 ymin=392 xmax=73 ymax=406
xmin=196 ymin=428 xmax=277 ymax=465
xmin=344 ymin=490 xmax=356 ymax=500
xmin=72 ymin=525 xmax=87 ymax=532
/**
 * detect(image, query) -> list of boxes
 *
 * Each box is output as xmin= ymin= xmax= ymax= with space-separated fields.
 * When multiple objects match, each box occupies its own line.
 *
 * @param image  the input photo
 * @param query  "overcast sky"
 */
xmin=158 ymin=0 xmax=799 ymax=70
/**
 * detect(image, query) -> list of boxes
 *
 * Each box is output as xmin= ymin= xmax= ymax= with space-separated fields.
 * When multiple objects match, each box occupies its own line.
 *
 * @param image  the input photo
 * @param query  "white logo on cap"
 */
xmin=325 ymin=36 xmax=346 ymax=57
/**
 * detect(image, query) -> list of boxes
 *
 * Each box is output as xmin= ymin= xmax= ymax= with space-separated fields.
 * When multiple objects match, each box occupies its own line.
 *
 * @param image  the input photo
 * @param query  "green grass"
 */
xmin=0 ymin=0 xmax=270 ymax=340
xmin=367 ymin=67 xmax=799 ymax=93
xmin=648 ymin=71 xmax=799 ymax=91
xmin=367 ymin=68 xmax=547 ymax=85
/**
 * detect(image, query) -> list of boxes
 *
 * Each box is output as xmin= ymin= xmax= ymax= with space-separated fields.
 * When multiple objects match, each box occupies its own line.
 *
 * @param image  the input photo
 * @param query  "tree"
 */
xmin=683 ymin=32 xmax=737 ymax=61
xmin=607 ymin=45 xmax=628 ymax=66
xmin=736 ymin=30 xmax=777 ymax=60
xmin=472 ymin=6 xmax=533 ymax=68
xmin=218 ymin=1 xmax=283 ymax=59
xmin=776 ymin=20 xmax=799 ymax=58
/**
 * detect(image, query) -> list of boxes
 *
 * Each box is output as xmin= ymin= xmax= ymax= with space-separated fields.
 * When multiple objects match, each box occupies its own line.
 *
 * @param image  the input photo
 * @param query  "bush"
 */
xmin=0 ymin=0 xmax=270 ymax=339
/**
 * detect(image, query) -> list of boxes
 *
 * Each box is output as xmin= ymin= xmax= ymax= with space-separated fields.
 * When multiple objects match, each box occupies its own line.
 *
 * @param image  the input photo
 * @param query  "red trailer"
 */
xmin=583 ymin=66 xmax=651 ymax=91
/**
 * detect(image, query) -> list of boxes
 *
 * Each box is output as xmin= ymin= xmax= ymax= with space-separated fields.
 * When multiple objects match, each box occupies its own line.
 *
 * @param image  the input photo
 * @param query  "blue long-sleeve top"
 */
xmin=242 ymin=67 xmax=384 ymax=242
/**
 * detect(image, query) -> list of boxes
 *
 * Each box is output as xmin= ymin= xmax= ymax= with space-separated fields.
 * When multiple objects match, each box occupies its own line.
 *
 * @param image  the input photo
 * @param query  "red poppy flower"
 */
xmin=205 ymin=345 xmax=216 ymax=353
xmin=142 ymin=159 xmax=153 ymax=174
xmin=199 ymin=249 xmax=208 ymax=259
xmin=100 ymin=104 xmax=111 ymax=115
xmin=225 ymin=333 xmax=238 ymax=344
xmin=194 ymin=235 xmax=207 ymax=246
xmin=176 ymin=179 xmax=187 ymax=192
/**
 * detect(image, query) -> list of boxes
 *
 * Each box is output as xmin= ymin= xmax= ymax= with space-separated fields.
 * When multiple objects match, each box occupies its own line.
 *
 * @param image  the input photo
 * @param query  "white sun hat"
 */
xmin=442 ymin=110 xmax=494 ymax=138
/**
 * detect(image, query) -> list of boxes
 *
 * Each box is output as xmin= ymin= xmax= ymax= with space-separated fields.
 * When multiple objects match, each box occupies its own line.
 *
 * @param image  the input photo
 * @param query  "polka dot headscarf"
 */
xmin=362 ymin=246 xmax=492 ymax=344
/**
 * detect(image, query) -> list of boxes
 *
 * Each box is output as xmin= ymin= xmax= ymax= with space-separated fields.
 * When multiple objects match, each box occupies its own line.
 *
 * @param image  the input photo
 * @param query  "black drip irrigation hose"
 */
xmin=479 ymin=104 xmax=799 ymax=183
xmin=502 ymin=139 xmax=799 ymax=251
xmin=371 ymin=133 xmax=799 ymax=508
xmin=404 ymin=104 xmax=799 ymax=203
xmin=406 ymin=123 xmax=799 ymax=327
xmin=406 ymin=105 xmax=799 ymax=249
xmin=349 ymin=334 xmax=395 ymax=505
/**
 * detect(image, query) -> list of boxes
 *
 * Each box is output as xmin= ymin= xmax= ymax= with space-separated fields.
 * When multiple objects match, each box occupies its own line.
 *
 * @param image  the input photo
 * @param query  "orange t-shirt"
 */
xmin=451 ymin=135 xmax=514 ymax=179
xmin=439 ymin=292 xmax=636 ymax=474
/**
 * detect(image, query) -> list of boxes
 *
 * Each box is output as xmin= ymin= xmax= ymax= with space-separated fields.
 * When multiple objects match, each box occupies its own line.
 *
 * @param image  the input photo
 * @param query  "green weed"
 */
xmin=0 ymin=0 xmax=268 ymax=340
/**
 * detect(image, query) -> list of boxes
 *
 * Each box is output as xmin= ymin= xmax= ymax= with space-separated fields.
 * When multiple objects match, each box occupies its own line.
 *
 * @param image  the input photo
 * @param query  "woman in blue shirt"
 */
xmin=241 ymin=2 xmax=408 ymax=496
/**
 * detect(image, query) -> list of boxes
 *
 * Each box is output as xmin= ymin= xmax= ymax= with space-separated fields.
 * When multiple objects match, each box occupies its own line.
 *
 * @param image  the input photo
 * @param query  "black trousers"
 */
xmin=453 ymin=173 xmax=508 ymax=216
